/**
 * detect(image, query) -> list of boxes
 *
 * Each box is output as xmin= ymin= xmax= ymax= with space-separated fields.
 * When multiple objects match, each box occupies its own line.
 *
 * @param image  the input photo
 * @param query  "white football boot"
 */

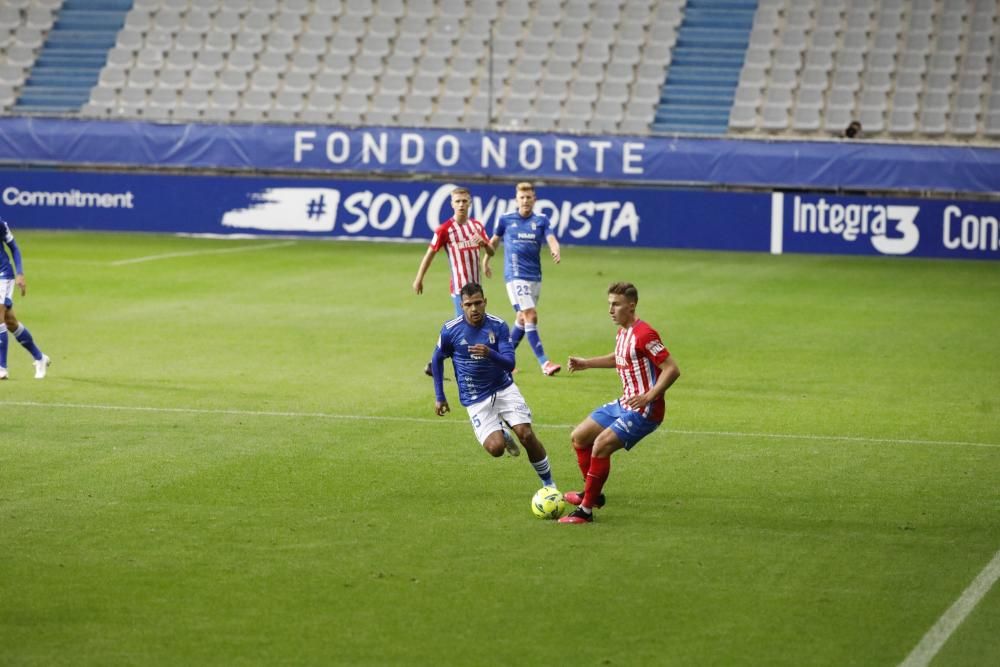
xmin=33 ymin=354 xmax=50 ymax=379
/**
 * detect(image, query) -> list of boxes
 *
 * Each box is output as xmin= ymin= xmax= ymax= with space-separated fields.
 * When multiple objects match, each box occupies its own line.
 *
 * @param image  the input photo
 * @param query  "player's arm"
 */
xmin=412 ymin=246 xmax=437 ymax=294
xmin=431 ymin=341 xmax=451 ymax=415
xmin=482 ymin=234 xmax=501 ymax=278
xmin=478 ymin=228 xmax=495 ymax=257
xmin=567 ymin=352 xmax=616 ymax=372
xmin=546 ymin=233 xmax=560 ymax=264
xmin=624 ymin=356 xmax=681 ymax=410
xmin=7 ymin=237 xmax=25 ymax=295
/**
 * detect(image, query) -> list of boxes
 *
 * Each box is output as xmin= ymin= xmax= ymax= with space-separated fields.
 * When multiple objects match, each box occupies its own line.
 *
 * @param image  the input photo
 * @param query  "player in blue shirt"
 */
xmin=0 ymin=218 xmax=50 ymax=380
xmin=431 ymin=282 xmax=556 ymax=489
xmin=483 ymin=182 xmax=562 ymax=376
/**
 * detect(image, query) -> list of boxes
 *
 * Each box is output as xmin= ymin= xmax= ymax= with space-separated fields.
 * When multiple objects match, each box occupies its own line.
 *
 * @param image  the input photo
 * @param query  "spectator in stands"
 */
xmin=0 ymin=217 xmax=50 ymax=379
xmin=483 ymin=182 xmax=562 ymax=377
xmin=413 ymin=186 xmax=494 ymax=376
xmin=843 ymin=120 xmax=863 ymax=139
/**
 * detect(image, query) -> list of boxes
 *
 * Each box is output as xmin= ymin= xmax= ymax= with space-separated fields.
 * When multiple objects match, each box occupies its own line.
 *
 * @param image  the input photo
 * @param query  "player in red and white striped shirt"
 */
xmin=413 ymin=187 xmax=494 ymax=374
xmin=559 ymin=282 xmax=681 ymax=524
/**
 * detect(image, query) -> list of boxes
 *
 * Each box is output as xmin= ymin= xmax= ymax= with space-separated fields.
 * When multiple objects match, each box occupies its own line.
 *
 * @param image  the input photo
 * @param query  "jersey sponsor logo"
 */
xmin=646 ymin=340 xmax=665 ymax=355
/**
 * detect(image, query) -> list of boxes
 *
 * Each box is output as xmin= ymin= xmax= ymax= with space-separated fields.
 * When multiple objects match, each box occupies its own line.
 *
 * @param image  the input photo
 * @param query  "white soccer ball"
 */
xmin=531 ymin=486 xmax=566 ymax=519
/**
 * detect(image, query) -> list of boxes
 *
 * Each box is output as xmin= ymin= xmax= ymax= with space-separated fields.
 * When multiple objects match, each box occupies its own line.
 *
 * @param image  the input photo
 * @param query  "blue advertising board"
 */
xmin=0 ymin=168 xmax=771 ymax=251
xmin=2 ymin=117 xmax=999 ymax=195
xmin=770 ymin=192 xmax=1000 ymax=260
xmin=1 ymin=168 xmax=997 ymax=260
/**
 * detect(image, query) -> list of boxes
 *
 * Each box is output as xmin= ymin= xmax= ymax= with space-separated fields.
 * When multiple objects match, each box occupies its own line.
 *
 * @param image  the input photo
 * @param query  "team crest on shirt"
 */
xmin=488 ymin=332 xmax=495 ymax=344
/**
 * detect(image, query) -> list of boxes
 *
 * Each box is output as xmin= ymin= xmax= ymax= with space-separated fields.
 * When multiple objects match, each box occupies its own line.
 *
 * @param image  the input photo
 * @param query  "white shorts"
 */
xmin=466 ymin=383 xmax=533 ymax=445
xmin=505 ymin=280 xmax=541 ymax=312
xmin=0 ymin=279 xmax=13 ymax=308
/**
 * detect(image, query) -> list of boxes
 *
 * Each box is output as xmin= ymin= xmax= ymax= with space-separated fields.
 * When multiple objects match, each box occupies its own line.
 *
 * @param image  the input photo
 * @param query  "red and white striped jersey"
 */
xmin=429 ymin=217 xmax=488 ymax=296
xmin=615 ymin=319 xmax=671 ymax=422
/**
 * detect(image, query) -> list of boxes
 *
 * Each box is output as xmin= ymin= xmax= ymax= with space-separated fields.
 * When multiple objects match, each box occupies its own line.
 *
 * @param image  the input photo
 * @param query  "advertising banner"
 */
xmin=1 ymin=168 xmax=996 ymax=260
xmin=770 ymin=192 xmax=1000 ymax=260
xmin=0 ymin=168 xmax=770 ymax=251
xmin=2 ymin=117 xmax=999 ymax=195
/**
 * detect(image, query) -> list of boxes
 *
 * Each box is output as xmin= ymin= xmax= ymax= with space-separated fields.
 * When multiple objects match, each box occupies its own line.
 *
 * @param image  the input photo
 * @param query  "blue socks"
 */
xmin=525 ymin=323 xmax=549 ymax=364
xmin=13 ymin=324 xmax=42 ymax=361
xmin=531 ymin=455 xmax=554 ymax=487
xmin=0 ymin=329 xmax=6 ymax=368
xmin=511 ymin=322 xmax=525 ymax=349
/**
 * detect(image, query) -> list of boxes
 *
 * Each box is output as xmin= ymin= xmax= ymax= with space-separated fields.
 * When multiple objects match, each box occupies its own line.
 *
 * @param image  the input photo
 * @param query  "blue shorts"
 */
xmin=590 ymin=400 xmax=660 ymax=450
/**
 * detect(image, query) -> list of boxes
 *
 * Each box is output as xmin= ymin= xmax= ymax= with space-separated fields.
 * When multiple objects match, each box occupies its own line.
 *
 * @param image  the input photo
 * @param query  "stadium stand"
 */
xmin=0 ymin=0 xmax=997 ymax=143
xmin=731 ymin=0 xmax=999 ymax=141
xmin=13 ymin=0 xmax=129 ymax=113
xmin=652 ymin=0 xmax=756 ymax=134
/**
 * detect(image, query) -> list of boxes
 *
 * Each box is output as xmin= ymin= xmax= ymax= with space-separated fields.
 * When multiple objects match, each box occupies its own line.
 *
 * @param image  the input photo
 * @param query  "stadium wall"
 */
xmin=1 ymin=118 xmax=998 ymax=260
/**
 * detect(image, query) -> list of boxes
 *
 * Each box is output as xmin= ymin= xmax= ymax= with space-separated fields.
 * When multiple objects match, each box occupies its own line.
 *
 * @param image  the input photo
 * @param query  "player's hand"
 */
xmin=551 ymin=249 xmax=560 ymax=263
xmin=435 ymin=400 xmax=450 ymax=416
xmin=567 ymin=356 xmax=586 ymax=372
xmin=483 ymin=263 xmax=492 ymax=278
xmin=468 ymin=344 xmax=489 ymax=359
xmin=625 ymin=393 xmax=652 ymax=410
xmin=15 ymin=274 xmax=25 ymax=296
xmin=412 ymin=279 xmax=423 ymax=294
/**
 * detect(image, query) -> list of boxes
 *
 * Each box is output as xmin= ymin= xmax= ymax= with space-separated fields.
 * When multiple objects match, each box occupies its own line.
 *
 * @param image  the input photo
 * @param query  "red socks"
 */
xmin=574 ymin=445 xmax=592 ymax=478
xmin=583 ymin=456 xmax=610 ymax=509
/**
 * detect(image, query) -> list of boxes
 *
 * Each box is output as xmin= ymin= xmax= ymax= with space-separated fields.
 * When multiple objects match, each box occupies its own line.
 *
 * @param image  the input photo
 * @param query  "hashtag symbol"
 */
xmin=306 ymin=195 xmax=326 ymax=219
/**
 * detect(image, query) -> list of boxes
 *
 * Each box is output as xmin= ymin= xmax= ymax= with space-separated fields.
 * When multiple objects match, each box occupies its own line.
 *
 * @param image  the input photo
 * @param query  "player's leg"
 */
xmin=0 ymin=291 xmax=10 ymax=379
xmin=468 ymin=396 xmax=515 ymax=458
xmin=519 ymin=282 xmax=560 ymax=375
xmin=560 ymin=429 xmax=624 ymax=523
xmin=5 ymin=308 xmax=49 ymax=378
xmin=504 ymin=281 xmax=526 ymax=349
xmin=563 ymin=402 xmax=615 ymax=506
xmin=0 ymin=312 xmax=7 ymax=379
xmin=510 ymin=423 xmax=555 ymax=487
xmin=497 ymin=384 xmax=555 ymax=487
xmin=561 ymin=411 xmax=659 ymax=524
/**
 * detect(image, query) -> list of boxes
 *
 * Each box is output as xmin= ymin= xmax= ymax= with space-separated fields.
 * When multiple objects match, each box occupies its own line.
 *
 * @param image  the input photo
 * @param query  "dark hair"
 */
xmin=843 ymin=121 xmax=862 ymax=138
xmin=460 ymin=282 xmax=484 ymax=299
xmin=608 ymin=282 xmax=638 ymax=303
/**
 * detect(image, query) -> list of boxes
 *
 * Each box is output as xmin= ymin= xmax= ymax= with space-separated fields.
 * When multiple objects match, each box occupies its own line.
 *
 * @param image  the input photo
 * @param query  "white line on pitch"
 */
xmin=3 ymin=400 xmax=999 ymax=449
xmin=110 ymin=241 xmax=296 ymax=266
xmin=899 ymin=548 xmax=1000 ymax=667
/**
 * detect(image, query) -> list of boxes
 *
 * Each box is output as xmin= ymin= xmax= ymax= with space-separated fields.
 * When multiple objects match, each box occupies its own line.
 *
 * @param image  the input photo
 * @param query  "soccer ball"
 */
xmin=531 ymin=486 xmax=566 ymax=519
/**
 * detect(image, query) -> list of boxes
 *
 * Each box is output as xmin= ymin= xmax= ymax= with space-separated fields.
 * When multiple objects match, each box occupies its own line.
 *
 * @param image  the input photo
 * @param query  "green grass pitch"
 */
xmin=2 ymin=230 xmax=998 ymax=666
